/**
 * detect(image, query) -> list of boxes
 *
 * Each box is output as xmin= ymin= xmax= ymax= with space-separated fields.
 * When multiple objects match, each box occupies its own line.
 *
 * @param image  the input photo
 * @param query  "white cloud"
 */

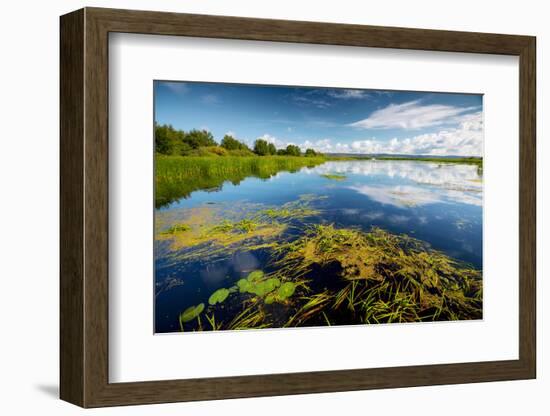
xmin=327 ymin=89 xmax=370 ymax=99
xmin=310 ymin=161 xmax=483 ymax=207
xmin=162 ymin=82 xmax=188 ymax=94
xmin=292 ymin=95 xmax=330 ymax=108
xmin=201 ymin=94 xmax=220 ymax=104
xmin=349 ymin=112 xmax=483 ymax=156
xmin=350 ymin=100 xmax=478 ymax=130
xmin=301 ymin=139 xmax=350 ymax=153
xmin=255 ymin=112 xmax=482 ymax=156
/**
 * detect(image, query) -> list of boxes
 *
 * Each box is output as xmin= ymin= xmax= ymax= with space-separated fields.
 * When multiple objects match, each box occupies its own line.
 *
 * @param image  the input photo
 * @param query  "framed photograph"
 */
xmin=60 ymin=7 xmax=536 ymax=407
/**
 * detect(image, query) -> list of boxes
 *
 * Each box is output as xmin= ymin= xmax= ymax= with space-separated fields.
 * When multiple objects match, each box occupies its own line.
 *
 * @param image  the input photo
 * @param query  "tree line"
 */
xmin=155 ymin=123 xmax=321 ymax=157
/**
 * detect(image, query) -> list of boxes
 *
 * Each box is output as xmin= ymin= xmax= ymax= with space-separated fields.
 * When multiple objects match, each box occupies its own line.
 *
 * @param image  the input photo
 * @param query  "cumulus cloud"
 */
xmin=255 ymin=112 xmax=482 ymax=156
xmin=258 ymin=134 xmax=291 ymax=149
xmin=349 ymin=112 xmax=483 ymax=156
xmin=300 ymin=139 xmax=350 ymax=153
xmin=350 ymin=100 xmax=478 ymax=130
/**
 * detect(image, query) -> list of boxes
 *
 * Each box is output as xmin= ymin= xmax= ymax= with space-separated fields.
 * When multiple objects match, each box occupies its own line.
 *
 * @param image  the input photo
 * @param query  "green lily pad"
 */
xmin=208 ymin=288 xmax=230 ymax=305
xmin=277 ymin=282 xmax=296 ymax=299
xmin=251 ymin=278 xmax=280 ymax=296
xmin=237 ymin=278 xmax=252 ymax=293
xmin=264 ymin=293 xmax=276 ymax=304
xmin=264 ymin=282 xmax=297 ymax=304
xmin=179 ymin=303 xmax=204 ymax=323
xmin=247 ymin=270 xmax=264 ymax=282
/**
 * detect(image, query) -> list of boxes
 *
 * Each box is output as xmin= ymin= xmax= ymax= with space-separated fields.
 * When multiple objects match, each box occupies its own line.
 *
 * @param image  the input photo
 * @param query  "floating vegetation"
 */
xmin=275 ymin=225 xmax=482 ymax=325
xmin=158 ymin=213 xmax=287 ymax=261
xmin=321 ymin=173 xmax=347 ymax=181
xmin=265 ymin=282 xmax=297 ymax=304
xmin=179 ymin=303 xmax=205 ymax=331
xmin=155 ymin=159 xmax=483 ymax=333
xmin=208 ymin=288 xmax=231 ymax=305
xmin=156 ymin=195 xmax=325 ymax=263
xmin=160 ymin=223 xmax=191 ymax=235
xmin=179 ymin=225 xmax=482 ymax=332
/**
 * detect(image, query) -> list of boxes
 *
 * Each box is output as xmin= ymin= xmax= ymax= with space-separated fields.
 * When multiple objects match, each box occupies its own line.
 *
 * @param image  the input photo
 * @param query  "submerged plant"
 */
xmin=160 ymin=223 xmax=191 ymax=234
xmin=156 ymin=195 xmax=326 ymax=264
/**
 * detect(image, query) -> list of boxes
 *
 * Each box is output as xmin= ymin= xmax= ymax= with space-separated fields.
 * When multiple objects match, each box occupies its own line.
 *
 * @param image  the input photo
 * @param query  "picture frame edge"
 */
xmin=59 ymin=7 xmax=537 ymax=408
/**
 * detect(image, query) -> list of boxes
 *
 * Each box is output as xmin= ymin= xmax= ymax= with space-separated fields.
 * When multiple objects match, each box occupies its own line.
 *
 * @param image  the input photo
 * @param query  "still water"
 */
xmin=155 ymin=160 xmax=482 ymax=333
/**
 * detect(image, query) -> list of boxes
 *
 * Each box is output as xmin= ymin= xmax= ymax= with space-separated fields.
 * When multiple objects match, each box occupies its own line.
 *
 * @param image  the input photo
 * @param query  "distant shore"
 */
xmin=326 ymin=154 xmax=483 ymax=166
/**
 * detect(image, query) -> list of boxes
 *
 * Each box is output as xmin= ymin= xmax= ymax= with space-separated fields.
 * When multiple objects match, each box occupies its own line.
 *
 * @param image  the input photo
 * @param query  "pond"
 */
xmin=155 ymin=159 xmax=483 ymax=333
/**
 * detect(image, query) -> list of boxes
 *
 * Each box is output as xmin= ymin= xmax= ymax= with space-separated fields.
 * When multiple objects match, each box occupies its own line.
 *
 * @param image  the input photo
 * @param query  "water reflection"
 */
xmin=310 ymin=160 xmax=482 ymax=207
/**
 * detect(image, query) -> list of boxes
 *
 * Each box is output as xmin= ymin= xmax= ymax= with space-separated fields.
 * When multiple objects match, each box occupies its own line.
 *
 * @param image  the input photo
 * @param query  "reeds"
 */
xmin=155 ymin=155 xmax=326 ymax=208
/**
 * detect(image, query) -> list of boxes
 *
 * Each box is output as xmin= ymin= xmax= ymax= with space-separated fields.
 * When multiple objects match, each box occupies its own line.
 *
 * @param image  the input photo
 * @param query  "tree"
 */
xmin=155 ymin=124 xmax=174 ymax=154
xmin=155 ymin=123 xmax=186 ymax=155
xmin=305 ymin=148 xmax=317 ymax=157
xmin=276 ymin=149 xmax=287 ymax=156
xmin=220 ymin=135 xmax=250 ymax=151
xmin=253 ymin=139 xmax=270 ymax=156
xmin=285 ymin=144 xmax=301 ymax=157
xmin=267 ymin=143 xmax=277 ymax=155
xmin=183 ymin=129 xmax=217 ymax=149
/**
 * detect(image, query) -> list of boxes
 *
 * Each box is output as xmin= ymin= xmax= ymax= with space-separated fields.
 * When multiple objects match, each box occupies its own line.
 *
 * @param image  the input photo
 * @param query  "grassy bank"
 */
xmin=155 ymin=154 xmax=326 ymax=208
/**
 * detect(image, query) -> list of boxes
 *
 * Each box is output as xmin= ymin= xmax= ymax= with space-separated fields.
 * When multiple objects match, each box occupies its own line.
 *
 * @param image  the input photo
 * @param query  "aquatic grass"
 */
xmin=160 ymin=194 xmax=481 ymax=331
xmin=320 ymin=173 xmax=347 ymax=181
xmin=205 ymin=313 xmax=221 ymax=331
xmin=158 ymin=212 xmax=288 ymax=261
xmin=156 ymin=196 xmax=326 ymax=263
xmin=155 ymin=154 xmax=326 ymax=208
xmin=160 ymin=223 xmax=191 ymax=234
xmin=274 ymin=224 xmax=482 ymax=326
xmin=180 ymin=224 xmax=481 ymax=331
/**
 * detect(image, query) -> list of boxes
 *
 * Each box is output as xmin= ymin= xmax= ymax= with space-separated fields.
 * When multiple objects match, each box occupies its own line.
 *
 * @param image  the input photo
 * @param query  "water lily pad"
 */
xmin=208 ymin=288 xmax=230 ymax=305
xmin=277 ymin=282 xmax=296 ymax=299
xmin=237 ymin=278 xmax=252 ymax=293
xmin=179 ymin=303 xmax=204 ymax=323
xmin=264 ymin=294 xmax=276 ymax=304
xmin=237 ymin=272 xmax=280 ymax=297
xmin=247 ymin=270 xmax=264 ymax=282
xmin=264 ymin=282 xmax=296 ymax=304
xmin=251 ymin=278 xmax=280 ymax=296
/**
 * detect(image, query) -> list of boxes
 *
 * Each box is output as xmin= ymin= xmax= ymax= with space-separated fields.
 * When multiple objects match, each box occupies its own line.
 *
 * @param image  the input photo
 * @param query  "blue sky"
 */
xmin=154 ymin=81 xmax=483 ymax=156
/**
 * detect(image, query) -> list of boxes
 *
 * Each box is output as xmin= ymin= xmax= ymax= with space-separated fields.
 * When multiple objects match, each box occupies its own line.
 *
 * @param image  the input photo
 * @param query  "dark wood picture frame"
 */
xmin=60 ymin=7 xmax=536 ymax=408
